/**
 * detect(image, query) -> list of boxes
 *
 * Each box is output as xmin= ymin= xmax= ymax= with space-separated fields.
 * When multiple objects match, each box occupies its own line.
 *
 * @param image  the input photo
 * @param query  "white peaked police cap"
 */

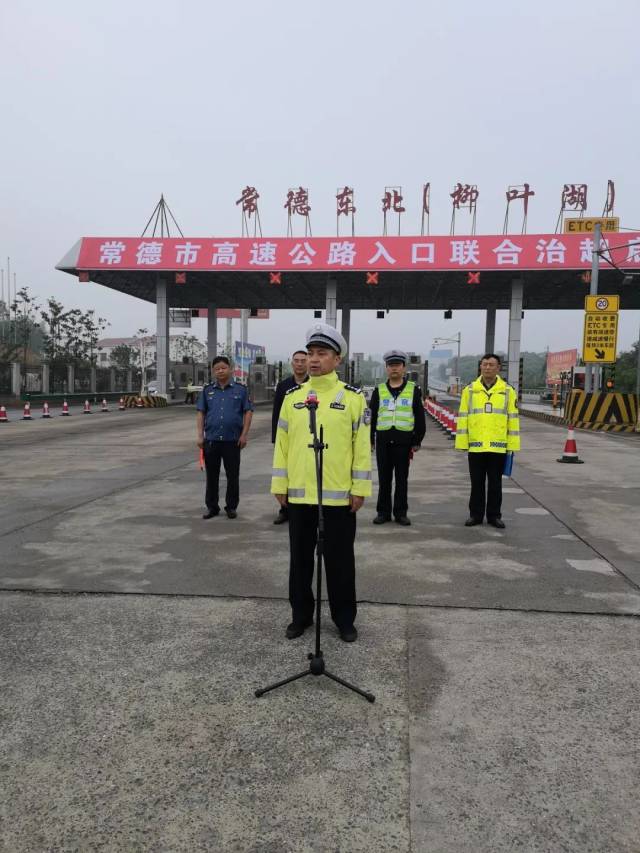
xmin=305 ymin=323 xmax=348 ymax=358
xmin=383 ymin=349 xmax=408 ymax=365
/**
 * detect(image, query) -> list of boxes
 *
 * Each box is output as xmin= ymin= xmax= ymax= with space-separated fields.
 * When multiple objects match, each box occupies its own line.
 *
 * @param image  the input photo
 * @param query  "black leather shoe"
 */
xmin=285 ymin=620 xmax=313 ymax=639
xmin=487 ymin=518 xmax=506 ymax=529
xmin=373 ymin=514 xmax=390 ymax=525
xmin=273 ymin=513 xmax=288 ymax=525
xmin=464 ymin=517 xmax=482 ymax=526
xmin=225 ymin=509 xmax=237 ymax=519
xmin=202 ymin=510 xmax=220 ymax=519
xmin=339 ymin=626 xmax=358 ymax=643
xmin=395 ymin=516 xmax=411 ymax=526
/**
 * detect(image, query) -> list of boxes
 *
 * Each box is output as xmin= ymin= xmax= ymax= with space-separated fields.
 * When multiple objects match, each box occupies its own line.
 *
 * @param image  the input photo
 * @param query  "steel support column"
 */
xmin=340 ymin=307 xmax=351 ymax=379
xmin=325 ymin=276 xmax=337 ymax=329
xmin=507 ymin=279 xmax=523 ymax=392
xmin=156 ymin=276 xmax=169 ymax=396
xmin=484 ymin=306 xmax=496 ymax=354
xmin=207 ymin=303 xmax=217 ymax=363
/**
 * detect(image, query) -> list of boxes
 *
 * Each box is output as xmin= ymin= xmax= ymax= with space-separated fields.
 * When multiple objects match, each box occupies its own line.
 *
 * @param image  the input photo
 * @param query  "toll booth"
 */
xmin=249 ymin=358 xmax=276 ymax=402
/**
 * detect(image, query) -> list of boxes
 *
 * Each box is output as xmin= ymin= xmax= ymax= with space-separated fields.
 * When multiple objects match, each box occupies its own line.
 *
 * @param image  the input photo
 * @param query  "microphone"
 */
xmin=305 ymin=389 xmax=318 ymax=436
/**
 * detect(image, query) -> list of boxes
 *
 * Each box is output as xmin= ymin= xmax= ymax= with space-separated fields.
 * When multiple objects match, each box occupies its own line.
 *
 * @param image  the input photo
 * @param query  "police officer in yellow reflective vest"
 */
xmin=271 ymin=324 xmax=372 ymax=643
xmin=370 ymin=349 xmax=426 ymax=526
xmin=454 ymin=353 xmax=520 ymax=529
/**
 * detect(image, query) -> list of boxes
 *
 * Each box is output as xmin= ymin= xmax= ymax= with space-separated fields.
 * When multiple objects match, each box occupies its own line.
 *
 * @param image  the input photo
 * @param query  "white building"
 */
xmin=97 ymin=335 xmax=207 ymax=366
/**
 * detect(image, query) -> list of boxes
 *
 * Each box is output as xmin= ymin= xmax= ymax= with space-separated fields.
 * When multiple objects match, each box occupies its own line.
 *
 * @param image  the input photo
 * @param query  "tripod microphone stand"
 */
xmin=255 ymin=392 xmax=375 ymax=703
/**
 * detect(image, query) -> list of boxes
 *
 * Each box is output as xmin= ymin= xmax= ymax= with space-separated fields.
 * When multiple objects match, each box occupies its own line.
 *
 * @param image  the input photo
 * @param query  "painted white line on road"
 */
xmin=502 ymin=488 xmax=524 ymax=494
xmin=552 ymin=534 xmax=577 ymax=540
xmin=566 ymin=559 xmax=616 ymax=576
xmin=515 ymin=507 xmax=550 ymax=515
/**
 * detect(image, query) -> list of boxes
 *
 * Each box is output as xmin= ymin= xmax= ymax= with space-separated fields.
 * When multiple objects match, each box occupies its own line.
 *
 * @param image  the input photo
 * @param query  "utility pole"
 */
xmin=585 ymin=222 xmax=601 ymax=393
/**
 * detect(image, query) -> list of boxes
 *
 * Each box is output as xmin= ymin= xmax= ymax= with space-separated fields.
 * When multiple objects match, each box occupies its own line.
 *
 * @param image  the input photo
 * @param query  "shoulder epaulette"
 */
xmin=285 ymin=384 xmax=301 ymax=396
xmin=344 ymin=383 xmax=363 ymax=394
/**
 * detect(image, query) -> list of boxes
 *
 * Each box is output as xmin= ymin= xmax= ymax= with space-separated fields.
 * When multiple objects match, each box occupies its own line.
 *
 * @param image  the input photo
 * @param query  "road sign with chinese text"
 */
xmin=582 ymin=294 xmax=619 ymax=363
xmin=564 ymin=217 xmax=619 ymax=234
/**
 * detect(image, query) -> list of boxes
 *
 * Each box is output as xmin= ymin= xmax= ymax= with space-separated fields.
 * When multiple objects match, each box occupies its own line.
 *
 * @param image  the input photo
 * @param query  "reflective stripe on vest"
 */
xmin=377 ymin=381 xmax=415 ymax=431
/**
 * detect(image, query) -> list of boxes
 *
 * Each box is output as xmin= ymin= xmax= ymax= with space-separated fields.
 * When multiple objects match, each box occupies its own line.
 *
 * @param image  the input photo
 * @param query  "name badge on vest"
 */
xmin=330 ymin=402 xmax=345 ymax=410
xmin=484 ymin=402 xmax=493 ymax=414
xmin=293 ymin=402 xmax=306 ymax=409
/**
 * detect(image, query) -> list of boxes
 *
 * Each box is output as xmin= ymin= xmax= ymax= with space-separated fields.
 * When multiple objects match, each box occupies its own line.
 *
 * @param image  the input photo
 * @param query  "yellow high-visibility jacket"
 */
xmin=271 ymin=371 xmax=372 ymax=506
xmin=454 ymin=376 xmax=520 ymax=453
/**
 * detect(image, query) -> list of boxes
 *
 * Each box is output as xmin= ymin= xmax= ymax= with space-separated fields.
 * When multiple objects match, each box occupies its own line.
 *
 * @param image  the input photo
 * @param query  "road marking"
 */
xmin=566 ymin=559 xmax=616 ymax=576
xmin=552 ymin=534 xmax=577 ymax=540
xmin=502 ymin=487 xmax=524 ymax=494
xmin=515 ymin=507 xmax=550 ymax=515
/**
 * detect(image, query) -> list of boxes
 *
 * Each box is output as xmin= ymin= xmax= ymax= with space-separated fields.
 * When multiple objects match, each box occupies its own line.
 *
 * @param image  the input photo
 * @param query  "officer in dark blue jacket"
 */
xmin=196 ymin=356 xmax=254 ymax=519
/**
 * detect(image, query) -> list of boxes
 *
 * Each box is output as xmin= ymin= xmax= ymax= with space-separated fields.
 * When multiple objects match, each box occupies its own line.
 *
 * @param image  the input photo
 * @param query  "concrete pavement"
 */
xmin=0 ymin=406 xmax=638 ymax=851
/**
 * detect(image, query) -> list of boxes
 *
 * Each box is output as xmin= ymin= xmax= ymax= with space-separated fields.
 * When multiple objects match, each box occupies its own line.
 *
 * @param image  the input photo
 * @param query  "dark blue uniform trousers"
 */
xmin=204 ymin=440 xmax=241 ymax=512
xmin=287 ymin=504 xmax=357 ymax=631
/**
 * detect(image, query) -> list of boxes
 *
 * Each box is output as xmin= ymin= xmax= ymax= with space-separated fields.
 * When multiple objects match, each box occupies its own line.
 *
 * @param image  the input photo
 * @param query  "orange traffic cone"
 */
xmin=22 ymin=402 xmax=32 ymax=420
xmin=118 ymin=397 xmax=125 ymax=411
xmin=0 ymin=405 xmax=9 ymax=423
xmin=557 ymin=424 xmax=584 ymax=464
xmin=101 ymin=398 xmax=109 ymax=413
xmin=135 ymin=397 xmax=144 ymax=408
xmin=83 ymin=399 xmax=92 ymax=414
xmin=42 ymin=401 xmax=52 ymax=418
xmin=449 ymin=412 xmax=457 ymax=440
xmin=61 ymin=399 xmax=70 ymax=416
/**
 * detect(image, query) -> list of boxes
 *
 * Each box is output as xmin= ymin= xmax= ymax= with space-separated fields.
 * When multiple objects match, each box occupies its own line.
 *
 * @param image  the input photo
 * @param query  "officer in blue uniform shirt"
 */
xmin=196 ymin=356 xmax=254 ymax=519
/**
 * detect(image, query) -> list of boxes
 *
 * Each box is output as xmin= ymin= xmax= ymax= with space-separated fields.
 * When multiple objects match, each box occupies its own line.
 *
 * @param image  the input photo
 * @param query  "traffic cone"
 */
xmin=42 ymin=401 xmax=52 ymax=418
xmin=101 ymin=398 xmax=109 ymax=413
xmin=557 ymin=424 xmax=584 ymax=464
xmin=135 ymin=397 xmax=144 ymax=408
xmin=23 ymin=402 xmax=32 ymax=420
xmin=449 ymin=412 xmax=457 ymax=440
xmin=0 ymin=406 xmax=9 ymax=423
xmin=118 ymin=397 xmax=125 ymax=411
xmin=61 ymin=400 xmax=70 ymax=416
xmin=83 ymin=399 xmax=92 ymax=414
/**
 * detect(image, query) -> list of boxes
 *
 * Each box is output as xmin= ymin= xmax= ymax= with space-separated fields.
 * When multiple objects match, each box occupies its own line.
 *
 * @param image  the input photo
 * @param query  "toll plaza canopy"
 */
xmin=56 ymin=232 xmax=640 ymax=394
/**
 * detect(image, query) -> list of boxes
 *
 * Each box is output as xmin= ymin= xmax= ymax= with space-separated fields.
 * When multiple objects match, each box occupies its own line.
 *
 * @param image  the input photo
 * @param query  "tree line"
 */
xmin=0 ymin=287 xmax=209 ymax=380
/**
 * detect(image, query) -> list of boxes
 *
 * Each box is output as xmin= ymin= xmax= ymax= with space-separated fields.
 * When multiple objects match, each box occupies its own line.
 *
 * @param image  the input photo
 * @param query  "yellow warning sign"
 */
xmin=585 ymin=295 xmax=619 ymax=312
xmin=583 ymin=301 xmax=618 ymax=363
xmin=564 ymin=217 xmax=619 ymax=233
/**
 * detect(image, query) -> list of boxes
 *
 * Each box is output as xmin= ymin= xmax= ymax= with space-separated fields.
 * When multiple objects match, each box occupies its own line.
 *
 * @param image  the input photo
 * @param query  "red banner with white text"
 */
xmin=76 ymin=233 xmax=640 ymax=273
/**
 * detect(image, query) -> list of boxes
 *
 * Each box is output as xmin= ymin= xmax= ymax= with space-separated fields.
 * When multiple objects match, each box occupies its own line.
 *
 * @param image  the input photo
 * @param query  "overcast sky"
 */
xmin=1 ymin=0 xmax=639 ymax=361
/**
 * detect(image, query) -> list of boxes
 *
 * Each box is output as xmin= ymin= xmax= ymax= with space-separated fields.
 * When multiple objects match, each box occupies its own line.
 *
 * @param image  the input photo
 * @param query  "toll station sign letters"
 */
xmin=76 ymin=233 xmax=640 ymax=273
xmin=582 ymin=295 xmax=619 ymax=364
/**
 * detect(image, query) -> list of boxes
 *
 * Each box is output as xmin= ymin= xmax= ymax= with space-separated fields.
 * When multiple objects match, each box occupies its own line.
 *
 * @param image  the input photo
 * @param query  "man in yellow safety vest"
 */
xmin=454 ymin=353 xmax=520 ymax=528
xmin=271 ymin=323 xmax=371 ymax=642
xmin=369 ymin=349 xmax=426 ymax=526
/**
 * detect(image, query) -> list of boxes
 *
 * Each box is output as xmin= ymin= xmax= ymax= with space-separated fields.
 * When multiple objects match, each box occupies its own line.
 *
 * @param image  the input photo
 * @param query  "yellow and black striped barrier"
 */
xmin=564 ymin=390 xmax=638 ymax=432
xmin=120 ymin=395 xmax=168 ymax=409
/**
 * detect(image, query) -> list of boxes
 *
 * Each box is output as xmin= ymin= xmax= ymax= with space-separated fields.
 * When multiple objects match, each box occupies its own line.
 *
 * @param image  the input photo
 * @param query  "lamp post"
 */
xmin=433 ymin=333 xmax=462 ymax=391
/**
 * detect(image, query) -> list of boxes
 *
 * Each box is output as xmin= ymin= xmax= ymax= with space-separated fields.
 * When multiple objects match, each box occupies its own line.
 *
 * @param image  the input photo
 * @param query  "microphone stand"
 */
xmin=255 ymin=396 xmax=375 ymax=703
